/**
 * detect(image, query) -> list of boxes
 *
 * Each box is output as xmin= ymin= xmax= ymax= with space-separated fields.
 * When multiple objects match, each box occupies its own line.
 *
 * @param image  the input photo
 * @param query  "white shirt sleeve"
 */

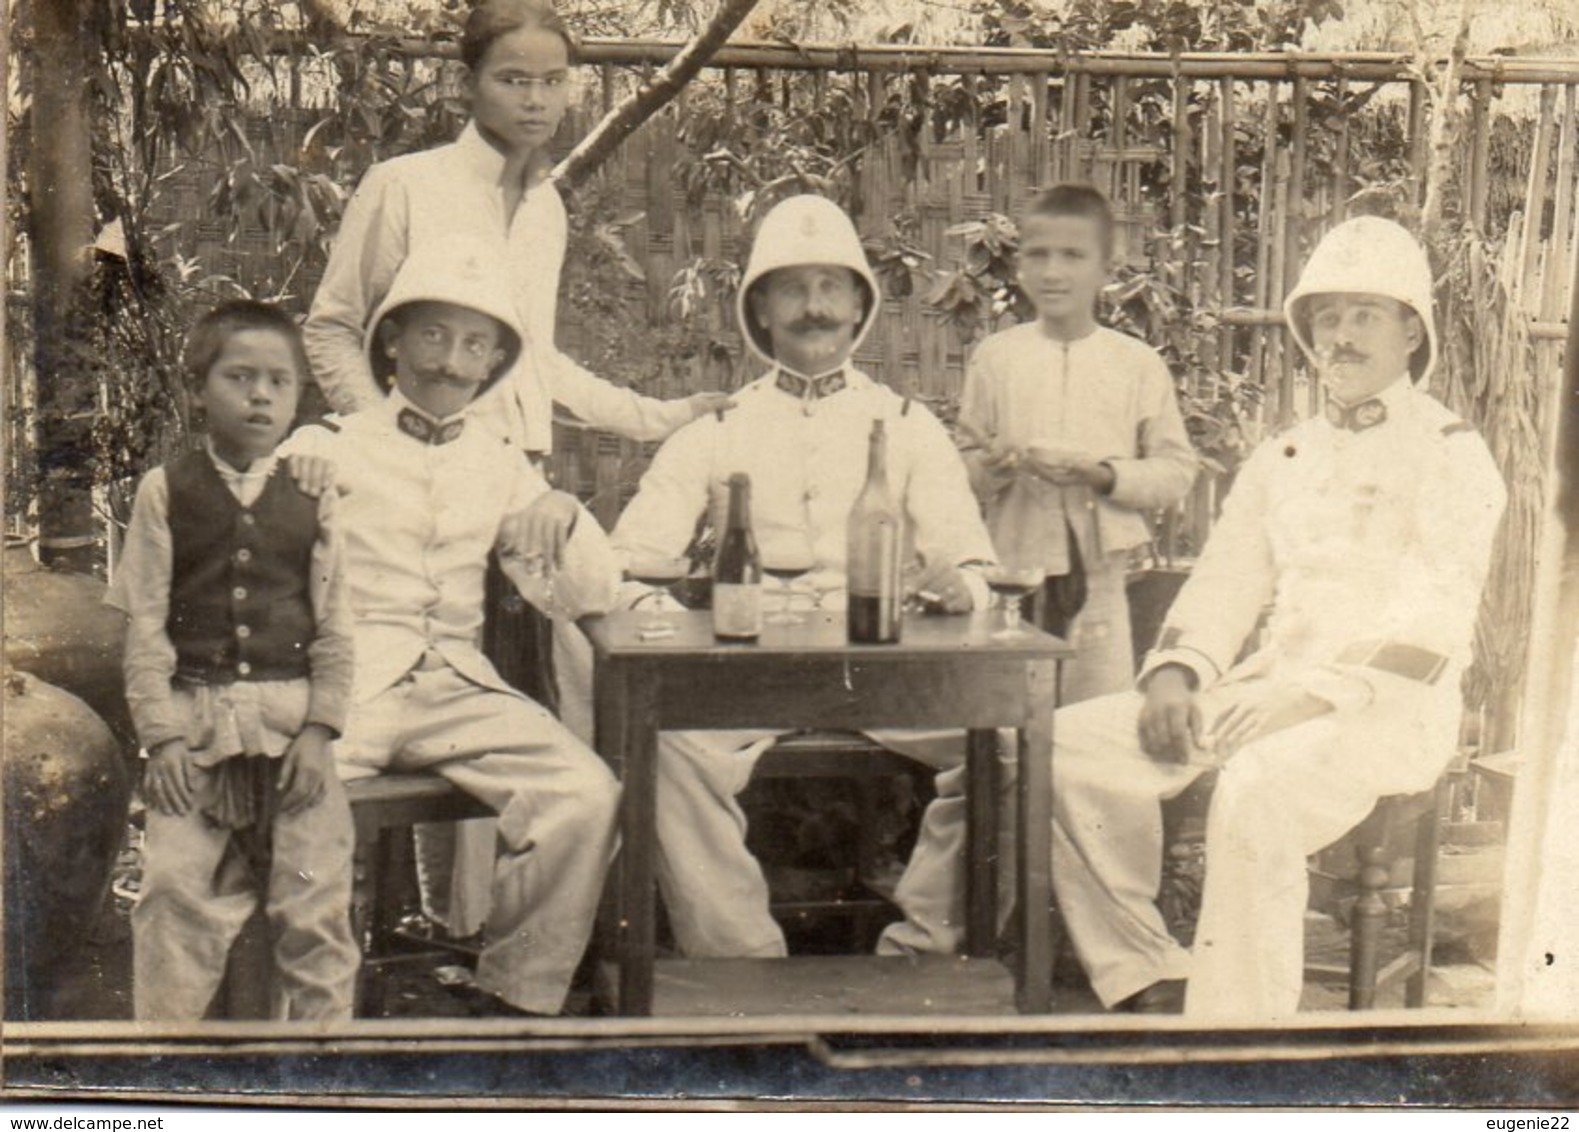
xmin=303 ymin=164 xmax=410 ymax=416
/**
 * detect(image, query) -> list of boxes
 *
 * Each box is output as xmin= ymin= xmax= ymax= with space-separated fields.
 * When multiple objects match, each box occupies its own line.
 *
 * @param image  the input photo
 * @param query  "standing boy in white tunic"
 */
xmin=959 ymin=184 xmax=1197 ymax=704
xmin=611 ymin=195 xmax=1003 ymax=959
xmin=287 ymin=238 xmax=621 ymax=1016
xmin=1050 ymin=216 xmax=1506 ymax=1020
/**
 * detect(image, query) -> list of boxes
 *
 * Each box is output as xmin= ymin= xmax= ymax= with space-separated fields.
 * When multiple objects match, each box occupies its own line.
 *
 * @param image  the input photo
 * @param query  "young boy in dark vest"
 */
xmin=109 ymin=301 xmax=359 ymax=1021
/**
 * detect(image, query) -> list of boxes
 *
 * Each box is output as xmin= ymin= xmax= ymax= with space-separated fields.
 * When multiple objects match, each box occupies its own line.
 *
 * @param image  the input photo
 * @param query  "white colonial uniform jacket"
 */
xmin=285 ymin=392 xmax=619 ymax=707
xmin=1142 ymin=375 xmax=1506 ymax=752
xmin=612 ymin=366 xmax=998 ymax=601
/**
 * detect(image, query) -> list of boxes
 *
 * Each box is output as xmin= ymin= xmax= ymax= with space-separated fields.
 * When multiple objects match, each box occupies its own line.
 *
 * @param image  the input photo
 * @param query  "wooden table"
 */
xmin=585 ymin=609 xmax=1070 ymax=1017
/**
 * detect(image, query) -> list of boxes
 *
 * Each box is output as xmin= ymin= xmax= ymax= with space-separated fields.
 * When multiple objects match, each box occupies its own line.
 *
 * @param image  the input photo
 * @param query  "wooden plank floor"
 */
xmin=598 ymin=955 xmax=1023 ymax=1017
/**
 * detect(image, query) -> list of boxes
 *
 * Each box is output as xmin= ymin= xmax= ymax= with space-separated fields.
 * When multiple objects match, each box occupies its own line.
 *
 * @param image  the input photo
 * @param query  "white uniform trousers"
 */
xmin=1053 ymin=681 xmax=1457 ymax=1021
xmin=875 ymin=559 xmax=1136 ymax=957
xmin=412 ymin=619 xmax=599 ymax=940
xmin=134 ymin=766 xmax=359 ymax=1022
xmin=656 ymin=727 xmax=1022 ymax=959
xmin=335 ymin=662 xmax=620 ymax=1015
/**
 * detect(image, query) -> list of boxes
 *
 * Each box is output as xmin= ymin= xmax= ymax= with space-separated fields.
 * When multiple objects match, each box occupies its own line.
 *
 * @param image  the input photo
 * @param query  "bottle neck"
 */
xmin=865 ymin=431 xmax=888 ymax=491
xmin=727 ymin=483 xmax=753 ymax=531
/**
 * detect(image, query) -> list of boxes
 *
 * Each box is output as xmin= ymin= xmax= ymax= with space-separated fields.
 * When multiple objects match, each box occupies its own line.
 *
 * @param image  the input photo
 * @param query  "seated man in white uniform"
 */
xmin=286 ymin=239 xmax=621 ymax=1016
xmin=610 ymin=194 xmax=1004 ymax=959
xmin=1051 ymin=216 xmax=1507 ymax=1019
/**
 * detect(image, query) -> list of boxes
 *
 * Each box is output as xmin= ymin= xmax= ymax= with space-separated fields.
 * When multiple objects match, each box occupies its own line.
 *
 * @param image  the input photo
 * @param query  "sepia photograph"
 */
xmin=2 ymin=0 xmax=1578 ymax=1110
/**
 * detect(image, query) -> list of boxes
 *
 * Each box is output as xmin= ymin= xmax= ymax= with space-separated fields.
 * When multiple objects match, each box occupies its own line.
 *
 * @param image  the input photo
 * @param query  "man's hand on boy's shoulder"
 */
xmin=144 ymin=738 xmax=196 ymax=817
xmin=286 ymin=452 xmax=339 ymax=499
xmin=685 ymin=391 xmax=736 ymax=421
xmin=279 ymin=723 xmax=334 ymax=815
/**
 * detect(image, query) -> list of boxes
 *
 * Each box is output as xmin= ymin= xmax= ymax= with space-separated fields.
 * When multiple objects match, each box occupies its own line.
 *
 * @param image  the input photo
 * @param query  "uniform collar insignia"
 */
xmin=1324 ymin=397 xmax=1388 ymax=433
xmin=397 ymin=407 xmax=466 ymax=446
xmin=775 ymin=368 xmax=847 ymax=401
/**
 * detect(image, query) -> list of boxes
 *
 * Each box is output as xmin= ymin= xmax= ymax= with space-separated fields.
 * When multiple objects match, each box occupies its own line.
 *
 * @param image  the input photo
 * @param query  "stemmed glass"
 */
xmin=982 ymin=561 xmax=1045 ymax=640
xmin=625 ymin=556 xmax=691 ymax=634
xmin=761 ymin=536 xmax=817 ymax=626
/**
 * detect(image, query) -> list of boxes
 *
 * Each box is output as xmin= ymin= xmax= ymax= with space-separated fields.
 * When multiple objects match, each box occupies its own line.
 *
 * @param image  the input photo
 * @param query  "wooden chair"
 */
xmin=1165 ymin=769 xmax=1452 ymax=1011
xmin=1307 ymin=776 xmax=1451 ymax=1009
xmin=344 ymin=773 xmax=494 ymax=1017
xmin=211 ymin=773 xmax=493 ymax=1019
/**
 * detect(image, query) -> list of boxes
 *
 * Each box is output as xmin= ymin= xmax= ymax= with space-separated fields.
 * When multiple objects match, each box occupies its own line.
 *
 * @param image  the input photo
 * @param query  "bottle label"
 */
xmin=712 ymin=583 xmax=762 ymax=639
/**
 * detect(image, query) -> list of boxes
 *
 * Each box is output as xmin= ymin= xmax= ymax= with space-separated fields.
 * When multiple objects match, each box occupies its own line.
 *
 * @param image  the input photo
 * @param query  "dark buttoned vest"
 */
xmin=164 ymin=450 xmax=318 ymax=683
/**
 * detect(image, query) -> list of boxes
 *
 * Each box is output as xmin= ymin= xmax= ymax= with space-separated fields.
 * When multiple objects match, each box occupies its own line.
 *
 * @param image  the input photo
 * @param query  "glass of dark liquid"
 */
xmin=626 ymin=556 xmax=692 ymax=634
xmin=762 ymin=545 xmax=816 ymax=626
xmin=983 ymin=563 xmax=1045 ymax=640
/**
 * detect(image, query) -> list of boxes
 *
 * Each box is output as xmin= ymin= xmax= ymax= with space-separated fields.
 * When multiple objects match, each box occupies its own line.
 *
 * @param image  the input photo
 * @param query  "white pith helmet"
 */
xmin=735 ymin=194 xmax=881 ymax=368
xmin=366 ymin=237 xmax=525 ymax=392
xmin=1283 ymin=215 xmax=1437 ymax=383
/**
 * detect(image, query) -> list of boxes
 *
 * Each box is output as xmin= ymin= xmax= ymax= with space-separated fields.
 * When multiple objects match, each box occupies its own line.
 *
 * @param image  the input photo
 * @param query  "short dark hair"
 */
xmin=1021 ymin=183 xmax=1116 ymax=258
xmin=462 ymin=0 xmax=578 ymax=70
xmin=183 ymin=300 xmax=308 ymax=392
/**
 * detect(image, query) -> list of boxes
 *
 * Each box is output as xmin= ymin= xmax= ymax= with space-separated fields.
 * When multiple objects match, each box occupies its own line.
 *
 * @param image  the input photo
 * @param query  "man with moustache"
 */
xmin=1047 ymin=216 xmax=1506 ymax=1021
xmin=611 ymin=194 xmax=1002 ymax=960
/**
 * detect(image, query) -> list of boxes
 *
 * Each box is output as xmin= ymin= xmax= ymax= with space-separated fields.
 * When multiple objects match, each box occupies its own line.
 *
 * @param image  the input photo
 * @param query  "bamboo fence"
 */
xmin=8 ymin=44 xmax=1577 ymax=744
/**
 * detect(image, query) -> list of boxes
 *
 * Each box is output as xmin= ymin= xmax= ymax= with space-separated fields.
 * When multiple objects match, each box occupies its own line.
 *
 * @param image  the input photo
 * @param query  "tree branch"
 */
xmin=553 ymin=0 xmax=765 ymax=191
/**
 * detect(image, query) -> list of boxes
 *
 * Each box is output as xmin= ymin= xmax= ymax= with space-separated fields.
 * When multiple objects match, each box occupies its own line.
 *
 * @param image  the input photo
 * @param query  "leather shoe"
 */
xmin=1116 ymin=979 xmax=1186 ymax=1014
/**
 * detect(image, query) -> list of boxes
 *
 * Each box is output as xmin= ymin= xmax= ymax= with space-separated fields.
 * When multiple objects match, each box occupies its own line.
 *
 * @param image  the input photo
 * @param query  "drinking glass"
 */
xmin=982 ymin=563 xmax=1045 ymax=640
xmin=626 ymin=556 xmax=691 ymax=634
xmin=761 ymin=537 xmax=816 ymax=626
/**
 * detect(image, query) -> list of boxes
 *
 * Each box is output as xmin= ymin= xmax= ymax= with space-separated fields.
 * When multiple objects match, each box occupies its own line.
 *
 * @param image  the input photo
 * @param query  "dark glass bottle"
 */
xmin=712 ymin=472 xmax=762 ymax=640
xmin=847 ymin=419 xmax=903 ymax=644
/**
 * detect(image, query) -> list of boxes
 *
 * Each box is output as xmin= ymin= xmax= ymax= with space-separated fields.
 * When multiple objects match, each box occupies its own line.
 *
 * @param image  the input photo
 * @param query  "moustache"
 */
xmin=786 ymin=315 xmax=847 ymax=334
xmin=1318 ymin=346 xmax=1368 ymax=366
xmin=416 ymin=368 xmax=473 ymax=386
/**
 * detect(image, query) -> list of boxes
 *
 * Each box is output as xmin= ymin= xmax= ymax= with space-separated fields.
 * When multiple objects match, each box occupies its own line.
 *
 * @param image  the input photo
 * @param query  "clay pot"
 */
xmin=3 ymin=669 xmax=131 ymax=1018
xmin=3 ymin=538 xmax=133 ymax=749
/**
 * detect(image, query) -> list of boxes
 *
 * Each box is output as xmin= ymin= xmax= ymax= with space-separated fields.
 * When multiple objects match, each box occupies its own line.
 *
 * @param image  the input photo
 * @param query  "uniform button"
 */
xmin=241 ymin=514 xmax=256 ymax=526
xmin=237 ymin=661 xmax=252 ymax=676
xmin=233 ymin=586 xmax=248 ymax=601
xmin=236 ymin=549 xmax=252 ymax=563
xmin=236 ymin=624 xmax=252 ymax=639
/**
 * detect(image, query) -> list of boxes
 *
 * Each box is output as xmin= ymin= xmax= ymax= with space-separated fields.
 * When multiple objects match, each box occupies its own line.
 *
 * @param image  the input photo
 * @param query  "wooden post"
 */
xmin=1469 ymin=77 xmax=1492 ymax=232
xmin=1287 ymin=74 xmax=1310 ymax=418
xmin=1073 ymin=71 xmax=1092 ymax=182
xmin=1170 ymin=73 xmax=1190 ymax=297
xmin=30 ymin=0 xmax=99 ymax=572
xmin=1407 ymin=79 xmax=1429 ymax=210
xmin=1333 ymin=75 xmax=1350 ymax=222
xmin=1218 ymin=77 xmax=1237 ymax=370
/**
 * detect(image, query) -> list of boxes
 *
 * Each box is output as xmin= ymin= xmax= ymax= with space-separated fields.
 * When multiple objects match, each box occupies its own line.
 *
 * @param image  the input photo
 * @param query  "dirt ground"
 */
xmin=22 ymin=823 xmax=1496 ymax=1023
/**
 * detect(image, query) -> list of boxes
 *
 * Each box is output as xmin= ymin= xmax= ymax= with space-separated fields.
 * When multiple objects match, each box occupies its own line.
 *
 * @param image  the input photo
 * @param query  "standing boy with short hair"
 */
xmin=959 ymin=184 xmax=1198 ymax=703
xmin=110 ymin=300 xmax=360 ymax=1021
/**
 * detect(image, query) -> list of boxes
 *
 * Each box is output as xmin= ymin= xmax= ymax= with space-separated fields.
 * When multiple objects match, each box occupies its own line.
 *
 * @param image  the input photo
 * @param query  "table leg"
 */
xmin=594 ymin=661 xmax=659 ymax=1016
xmin=1014 ymin=660 xmax=1058 ymax=1013
xmin=964 ymin=728 xmax=999 ymax=958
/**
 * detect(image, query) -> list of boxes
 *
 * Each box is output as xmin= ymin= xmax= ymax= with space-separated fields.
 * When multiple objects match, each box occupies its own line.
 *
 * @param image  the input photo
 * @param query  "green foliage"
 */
xmin=980 ymin=0 xmax=1344 ymax=53
xmin=18 ymin=0 xmax=479 ymax=507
